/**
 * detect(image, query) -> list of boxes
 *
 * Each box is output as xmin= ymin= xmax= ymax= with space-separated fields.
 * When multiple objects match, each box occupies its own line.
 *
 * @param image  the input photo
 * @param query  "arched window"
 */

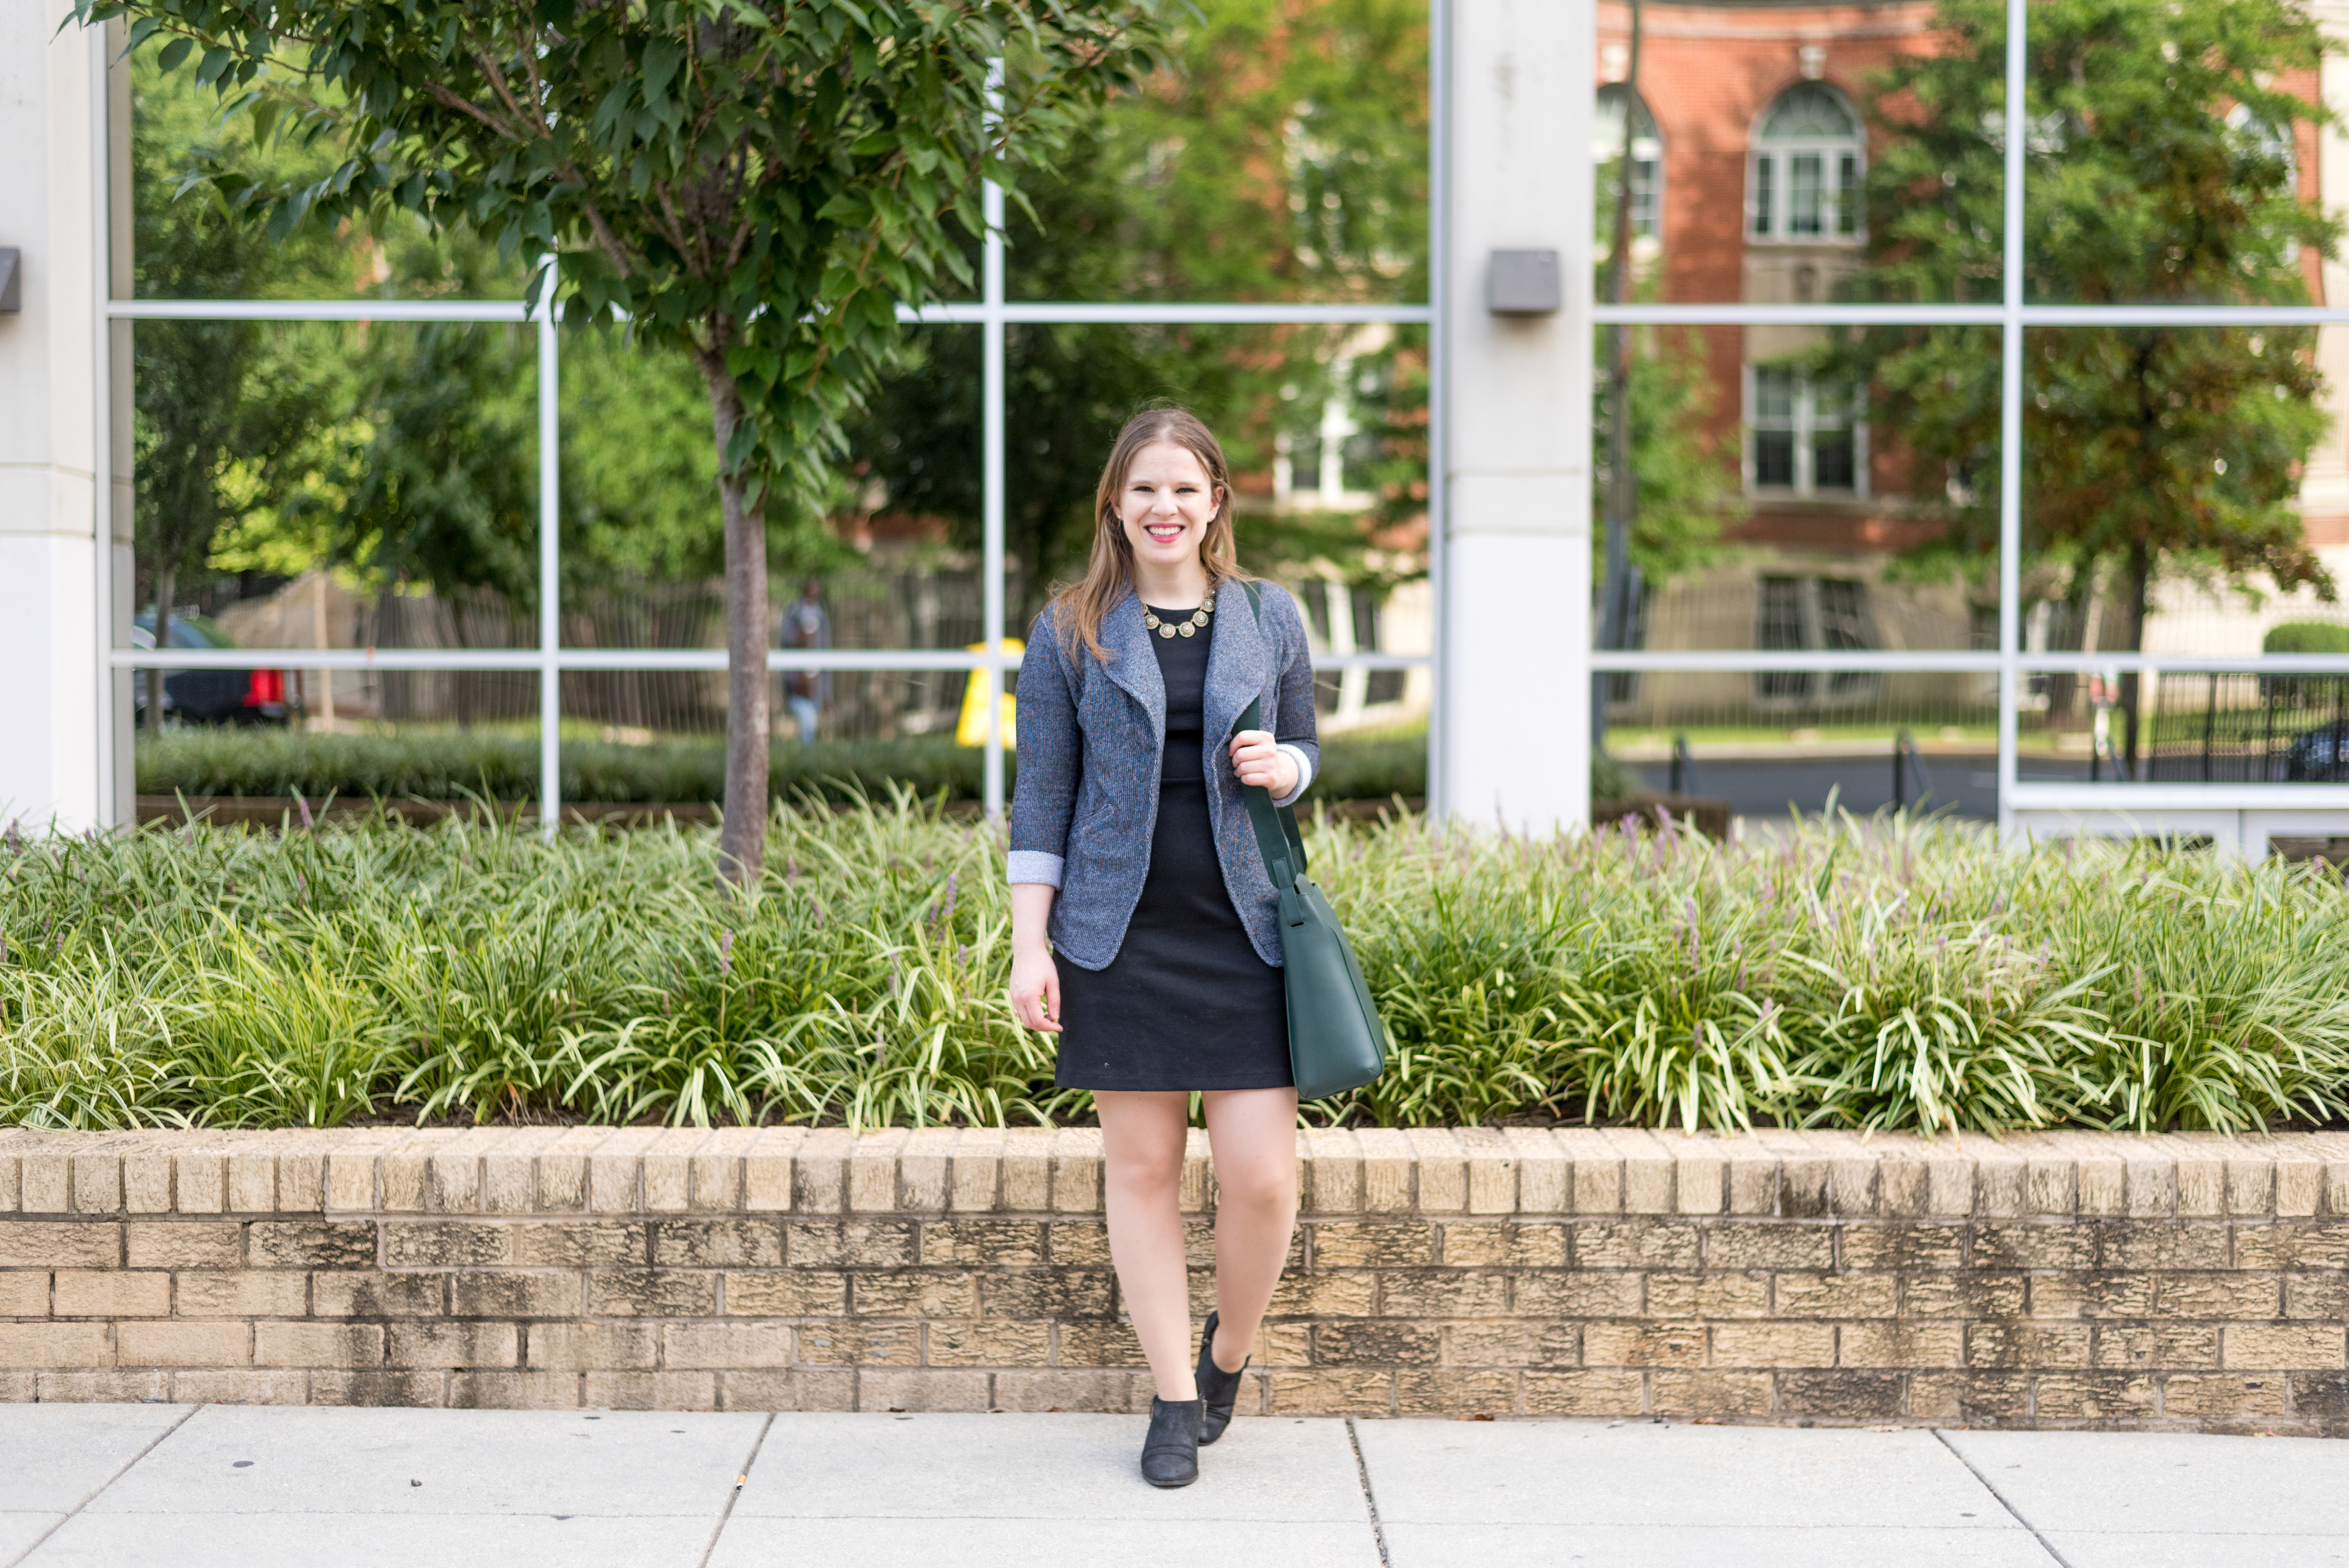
xmin=1751 ymin=82 xmax=1861 ymax=241
xmin=1594 ymin=86 xmax=1662 ymax=242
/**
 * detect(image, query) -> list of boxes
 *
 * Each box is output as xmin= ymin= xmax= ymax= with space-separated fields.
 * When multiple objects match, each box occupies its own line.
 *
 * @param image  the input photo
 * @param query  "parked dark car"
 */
xmin=131 ymin=614 xmax=292 ymax=726
xmin=2278 ymin=721 xmax=2349 ymax=782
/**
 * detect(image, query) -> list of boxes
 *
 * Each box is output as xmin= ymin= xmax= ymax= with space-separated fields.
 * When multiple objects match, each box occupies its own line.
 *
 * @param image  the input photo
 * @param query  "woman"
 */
xmin=1007 ymin=407 xmax=1318 ymax=1489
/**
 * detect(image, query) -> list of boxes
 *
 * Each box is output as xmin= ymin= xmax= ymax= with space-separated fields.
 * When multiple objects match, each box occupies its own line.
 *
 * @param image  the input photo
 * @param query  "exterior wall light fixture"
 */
xmin=1486 ymin=249 xmax=1561 ymax=315
xmin=0 ymin=249 xmax=19 ymax=313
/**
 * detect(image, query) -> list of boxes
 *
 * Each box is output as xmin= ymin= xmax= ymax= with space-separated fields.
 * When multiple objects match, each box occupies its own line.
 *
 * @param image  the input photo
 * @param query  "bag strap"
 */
xmin=1232 ymin=580 xmax=1310 ymax=891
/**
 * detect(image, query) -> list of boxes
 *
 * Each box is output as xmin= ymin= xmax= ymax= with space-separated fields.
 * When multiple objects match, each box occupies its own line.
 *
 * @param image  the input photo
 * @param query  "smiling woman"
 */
xmin=1005 ymin=406 xmax=1322 ymax=1487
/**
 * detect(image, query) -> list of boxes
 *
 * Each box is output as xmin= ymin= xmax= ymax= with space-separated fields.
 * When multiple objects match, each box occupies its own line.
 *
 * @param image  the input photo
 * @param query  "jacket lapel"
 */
xmin=1202 ymin=579 xmax=1267 ymax=748
xmin=1097 ymin=590 xmax=1165 ymax=736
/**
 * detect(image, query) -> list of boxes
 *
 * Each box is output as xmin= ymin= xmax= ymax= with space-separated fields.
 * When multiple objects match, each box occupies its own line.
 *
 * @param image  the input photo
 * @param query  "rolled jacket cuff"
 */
xmin=1272 ymin=743 xmax=1314 ymax=809
xmin=1006 ymin=850 xmax=1065 ymax=888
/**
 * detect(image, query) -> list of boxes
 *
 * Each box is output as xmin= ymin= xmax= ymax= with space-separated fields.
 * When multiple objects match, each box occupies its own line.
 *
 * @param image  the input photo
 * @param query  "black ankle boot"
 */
xmin=1194 ymin=1311 xmax=1249 ymax=1445
xmin=1141 ymin=1396 xmax=1204 ymax=1488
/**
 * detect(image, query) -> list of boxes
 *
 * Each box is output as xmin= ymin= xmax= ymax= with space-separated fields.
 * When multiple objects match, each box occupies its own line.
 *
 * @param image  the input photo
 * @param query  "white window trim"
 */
xmin=1743 ymin=365 xmax=1870 ymax=500
xmin=1747 ymin=84 xmax=1865 ymax=245
xmin=1752 ymin=576 xmax=1884 ymax=710
xmin=1595 ymin=86 xmax=1664 ymax=242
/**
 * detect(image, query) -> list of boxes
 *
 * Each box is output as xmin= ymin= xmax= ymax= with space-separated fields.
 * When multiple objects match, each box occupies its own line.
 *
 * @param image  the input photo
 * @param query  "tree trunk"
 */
xmin=2041 ymin=558 xmax=2092 ymax=731
xmin=698 ymin=352 xmax=771 ymax=888
xmin=446 ymin=590 xmax=474 ymax=732
xmin=2118 ymin=538 xmax=2151 ymax=779
xmin=147 ymin=560 xmax=177 ymax=733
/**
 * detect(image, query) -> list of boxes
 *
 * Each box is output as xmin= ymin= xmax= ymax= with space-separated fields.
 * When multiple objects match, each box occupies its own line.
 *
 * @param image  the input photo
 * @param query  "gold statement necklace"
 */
xmin=1142 ymin=590 xmax=1216 ymax=639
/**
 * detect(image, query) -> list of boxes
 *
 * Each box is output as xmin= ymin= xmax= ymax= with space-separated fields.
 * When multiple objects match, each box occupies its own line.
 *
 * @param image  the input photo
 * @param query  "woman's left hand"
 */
xmin=1229 ymin=729 xmax=1299 ymax=797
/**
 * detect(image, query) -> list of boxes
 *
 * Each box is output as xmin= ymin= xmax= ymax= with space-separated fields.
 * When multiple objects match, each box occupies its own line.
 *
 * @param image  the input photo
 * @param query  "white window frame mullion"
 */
xmin=1996 ymin=0 xmax=2026 ymax=838
xmin=981 ymin=59 xmax=1008 ymax=821
xmin=1740 ymin=361 xmax=1755 ymax=490
xmin=1852 ymin=383 xmax=1871 ymax=501
xmin=1784 ymin=145 xmax=1824 ymax=240
xmin=91 ymin=25 xmax=120 ymax=827
xmin=537 ymin=278 xmax=562 ymax=838
xmin=110 ymin=300 xmax=1439 ymax=326
xmin=1595 ymin=302 xmax=2349 ymax=326
xmin=1793 ymin=374 xmax=1815 ymax=496
xmin=1425 ymin=0 xmax=1450 ymax=820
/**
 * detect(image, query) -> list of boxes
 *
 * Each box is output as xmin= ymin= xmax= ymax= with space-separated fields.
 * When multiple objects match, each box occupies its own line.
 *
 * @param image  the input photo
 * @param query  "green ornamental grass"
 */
xmin=3 ymin=798 xmax=2346 ymax=1134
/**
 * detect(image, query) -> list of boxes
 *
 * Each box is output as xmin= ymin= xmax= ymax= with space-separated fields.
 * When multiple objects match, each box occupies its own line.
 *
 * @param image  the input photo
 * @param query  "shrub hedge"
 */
xmin=2265 ymin=621 xmax=2349 ymax=656
xmin=132 ymin=729 xmax=1436 ymax=806
xmin=4 ymin=801 xmax=2345 ymax=1134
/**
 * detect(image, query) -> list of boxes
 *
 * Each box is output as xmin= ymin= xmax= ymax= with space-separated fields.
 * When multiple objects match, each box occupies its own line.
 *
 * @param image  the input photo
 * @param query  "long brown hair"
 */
xmin=1052 ymin=406 xmax=1244 ymax=662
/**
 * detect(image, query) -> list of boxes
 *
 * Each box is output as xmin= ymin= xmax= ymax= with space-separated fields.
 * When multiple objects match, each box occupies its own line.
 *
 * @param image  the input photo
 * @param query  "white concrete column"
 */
xmin=1439 ymin=0 xmax=1593 ymax=832
xmin=0 ymin=13 xmax=125 ymax=832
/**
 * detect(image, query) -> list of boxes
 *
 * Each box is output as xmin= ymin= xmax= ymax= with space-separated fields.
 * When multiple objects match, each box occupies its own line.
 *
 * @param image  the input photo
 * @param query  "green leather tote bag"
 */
xmin=1233 ymin=582 xmax=1389 ymax=1101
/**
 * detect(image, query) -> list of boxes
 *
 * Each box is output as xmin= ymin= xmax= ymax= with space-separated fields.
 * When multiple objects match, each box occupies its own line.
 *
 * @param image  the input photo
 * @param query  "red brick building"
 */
xmin=1594 ymin=0 xmax=2349 ymax=725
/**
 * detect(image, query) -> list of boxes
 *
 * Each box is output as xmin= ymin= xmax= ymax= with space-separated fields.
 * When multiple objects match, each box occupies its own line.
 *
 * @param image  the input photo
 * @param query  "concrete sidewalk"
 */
xmin=3 ymin=1406 xmax=2346 ymax=1568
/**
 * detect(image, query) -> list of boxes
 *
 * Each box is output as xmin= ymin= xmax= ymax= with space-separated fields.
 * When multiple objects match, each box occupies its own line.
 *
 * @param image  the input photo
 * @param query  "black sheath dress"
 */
xmin=1054 ymin=603 xmax=1293 ymax=1092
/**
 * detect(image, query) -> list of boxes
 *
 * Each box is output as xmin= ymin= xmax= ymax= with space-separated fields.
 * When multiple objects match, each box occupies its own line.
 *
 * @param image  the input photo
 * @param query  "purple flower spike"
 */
xmin=718 ymin=929 xmax=735 ymax=977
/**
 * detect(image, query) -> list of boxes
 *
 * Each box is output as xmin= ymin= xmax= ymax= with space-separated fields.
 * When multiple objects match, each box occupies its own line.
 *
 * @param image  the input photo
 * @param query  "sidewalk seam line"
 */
xmin=1344 ymin=1417 xmax=1392 ymax=1568
xmin=1932 ymin=1428 xmax=2075 ymax=1568
xmin=4 ymin=1401 xmax=203 ymax=1568
xmin=696 ymin=1410 xmax=776 ymax=1568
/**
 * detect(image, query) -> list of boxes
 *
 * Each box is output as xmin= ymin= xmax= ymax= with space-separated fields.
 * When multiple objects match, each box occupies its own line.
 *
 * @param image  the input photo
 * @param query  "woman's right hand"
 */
xmin=1010 ymin=944 xmax=1063 ymax=1034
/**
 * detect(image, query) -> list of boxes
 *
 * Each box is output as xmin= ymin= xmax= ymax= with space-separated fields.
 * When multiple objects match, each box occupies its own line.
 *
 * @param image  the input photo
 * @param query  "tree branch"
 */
xmin=468 ymin=31 xmax=640 ymax=279
xmin=423 ymin=79 xmax=532 ymax=146
xmin=656 ymin=185 xmax=707 ymax=279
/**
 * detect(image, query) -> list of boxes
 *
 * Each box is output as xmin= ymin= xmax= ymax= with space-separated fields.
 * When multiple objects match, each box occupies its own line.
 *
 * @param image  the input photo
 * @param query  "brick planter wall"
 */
xmin=2 ymin=1126 xmax=2347 ymax=1432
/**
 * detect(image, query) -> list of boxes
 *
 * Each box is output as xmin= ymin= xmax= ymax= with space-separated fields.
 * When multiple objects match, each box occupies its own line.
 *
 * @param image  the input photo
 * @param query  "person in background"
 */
xmin=780 ymin=578 xmax=830 ymax=743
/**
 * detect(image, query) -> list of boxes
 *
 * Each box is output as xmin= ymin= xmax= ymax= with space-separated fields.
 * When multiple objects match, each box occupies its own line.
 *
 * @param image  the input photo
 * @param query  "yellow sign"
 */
xmin=957 ymin=638 xmax=1023 ymax=747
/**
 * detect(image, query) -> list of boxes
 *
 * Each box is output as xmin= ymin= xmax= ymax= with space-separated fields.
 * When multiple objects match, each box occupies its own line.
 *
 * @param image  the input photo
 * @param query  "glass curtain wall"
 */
xmin=1592 ymin=0 xmax=2349 ymax=836
xmin=108 ymin=5 xmax=1436 ymax=826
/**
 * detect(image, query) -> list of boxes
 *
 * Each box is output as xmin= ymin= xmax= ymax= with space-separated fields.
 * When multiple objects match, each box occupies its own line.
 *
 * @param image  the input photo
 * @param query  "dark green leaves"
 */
xmin=639 ymin=36 xmax=682 ymax=102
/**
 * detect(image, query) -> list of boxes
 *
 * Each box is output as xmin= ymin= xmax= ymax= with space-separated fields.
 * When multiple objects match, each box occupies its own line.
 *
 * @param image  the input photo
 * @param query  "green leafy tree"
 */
xmin=129 ymin=65 xmax=330 ymax=730
xmin=842 ymin=125 xmax=1259 ymax=623
xmin=288 ymin=216 xmax=551 ymax=613
xmin=848 ymin=320 xmax=1228 ymax=628
xmin=1588 ymin=63 xmax=1740 ymax=745
xmin=843 ymin=0 xmax=1429 ymax=618
xmin=562 ymin=330 xmax=741 ymax=583
xmin=1592 ymin=328 xmax=1740 ymax=589
xmin=1107 ymin=0 xmax=1429 ymax=581
xmin=1087 ymin=0 xmax=1425 ymax=305
xmin=1835 ymin=0 xmax=2340 ymax=771
xmin=321 ymin=324 xmax=545 ymax=611
xmin=89 ymin=0 xmax=1164 ymax=882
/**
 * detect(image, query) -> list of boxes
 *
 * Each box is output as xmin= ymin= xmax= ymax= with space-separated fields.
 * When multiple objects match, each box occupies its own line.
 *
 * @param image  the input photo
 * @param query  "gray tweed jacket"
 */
xmin=1007 ymin=581 xmax=1320 ymax=971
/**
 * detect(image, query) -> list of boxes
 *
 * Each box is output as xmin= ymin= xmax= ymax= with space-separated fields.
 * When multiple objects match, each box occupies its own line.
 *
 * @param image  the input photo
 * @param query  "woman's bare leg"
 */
xmin=1095 ymin=1089 xmax=1201 ymax=1401
xmin=1201 ymin=1086 xmax=1300 ymax=1373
